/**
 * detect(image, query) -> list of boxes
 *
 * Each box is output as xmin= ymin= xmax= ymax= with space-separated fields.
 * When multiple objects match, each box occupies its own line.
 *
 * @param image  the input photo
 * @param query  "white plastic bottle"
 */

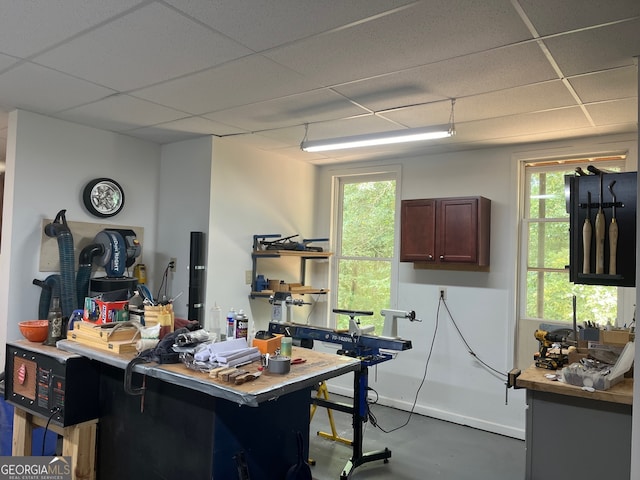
xmin=226 ymin=308 xmax=236 ymax=340
xmin=208 ymin=303 xmax=222 ymax=341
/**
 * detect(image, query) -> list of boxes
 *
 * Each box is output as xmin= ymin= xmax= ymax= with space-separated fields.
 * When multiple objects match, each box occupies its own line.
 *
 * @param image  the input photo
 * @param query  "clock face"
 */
xmin=82 ymin=178 xmax=125 ymax=218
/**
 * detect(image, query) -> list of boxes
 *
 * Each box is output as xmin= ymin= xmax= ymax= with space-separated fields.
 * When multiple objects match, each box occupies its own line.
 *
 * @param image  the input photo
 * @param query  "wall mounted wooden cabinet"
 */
xmin=400 ymin=196 xmax=491 ymax=270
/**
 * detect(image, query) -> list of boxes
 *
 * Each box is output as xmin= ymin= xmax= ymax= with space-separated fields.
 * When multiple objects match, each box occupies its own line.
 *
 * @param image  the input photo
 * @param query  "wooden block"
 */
xmin=222 ymin=369 xmax=246 ymax=382
xmin=209 ymin=366 xmax=228 ymax=378
xmin=235 ymin=372 xmax=261 ymax=385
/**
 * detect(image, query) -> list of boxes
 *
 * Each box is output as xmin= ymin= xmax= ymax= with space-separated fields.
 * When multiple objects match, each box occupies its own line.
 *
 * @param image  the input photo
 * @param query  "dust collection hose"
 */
xmin=32 ymin=275 xmax=61 ymax=320
xmin=76 ymin=243 xmax=104 ymax=307
xmin=44 ymin=210 xmax=77 ymax=318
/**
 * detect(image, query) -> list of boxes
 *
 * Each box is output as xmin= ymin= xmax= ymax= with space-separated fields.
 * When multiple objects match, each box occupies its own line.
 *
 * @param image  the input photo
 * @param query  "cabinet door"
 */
xmin=400 ymin=199 xmax=436 ymax=262
xmin=437 ymin=198 xmax=478 ymax=263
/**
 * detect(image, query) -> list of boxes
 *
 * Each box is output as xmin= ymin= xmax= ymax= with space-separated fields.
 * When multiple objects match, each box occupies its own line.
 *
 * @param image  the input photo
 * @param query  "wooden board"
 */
xmin=73 ymin=321 xmax=140 ymax=342
xmin=39 ymin=218 xmax=144 ymax=272
xmin=516 ymin=364 xmax=633 ymax=405
xmin=68 ymin=328 xmax=138 ymax=354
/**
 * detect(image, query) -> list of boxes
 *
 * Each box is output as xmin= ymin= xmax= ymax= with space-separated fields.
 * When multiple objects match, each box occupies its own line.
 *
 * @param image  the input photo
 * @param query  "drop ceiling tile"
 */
xmin=543 ymin=18 xmax=640 ymax=76
xmin=0 ymin=53 xmax=20 ymax=72
xmin=33 ymin=2 xmax=252 ymax=91
xmin=129 ymin=116 xmax=245 ymax=144
xmin=377 ymin=100 xmax=456 ymax=129
xmin=0 ymin=62 xmax=115 ymax=114
xmin=568 ymin=67 xmax=638 ymax=103
xmin=0 ymin=0 xmax=143 ymax=57
xmin=333 ymin=43 xmax=559 ymax=112
xmin=203 ymin=90 xmax=370 ymax=132
xmin=452 ymin=107 xmax=592 ymax=142
xmin=586 ymin=98 xmax=638 ymax=126
xmin=452 ymin=81 xmax=577 ymax=122
xmin=132 ymin=55 xmax=321 ymax=115
xmin=260 ymin=115 xmax=401 ymax=147
xmin=265 ymin=0 xmax=532 ymax=86
xmin=56 ymin=94 xmax=188 ymax=133
xmin=165 ymin=0 xmax=416 ymax=51
xmin=518 ymin=0 xmax=640 ymax=36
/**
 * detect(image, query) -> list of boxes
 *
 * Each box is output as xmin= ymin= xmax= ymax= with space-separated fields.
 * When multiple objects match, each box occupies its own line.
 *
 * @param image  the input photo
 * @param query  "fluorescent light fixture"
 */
xmin=300 ymin=126 xmax=454 ymax=153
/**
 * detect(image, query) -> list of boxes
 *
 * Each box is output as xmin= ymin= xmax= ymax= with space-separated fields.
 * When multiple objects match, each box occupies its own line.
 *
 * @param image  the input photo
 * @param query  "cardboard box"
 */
xmin=601 ymin=329 xmax=635 ymax=346
xmin=253 ymin=334 xmax=282 ymax=355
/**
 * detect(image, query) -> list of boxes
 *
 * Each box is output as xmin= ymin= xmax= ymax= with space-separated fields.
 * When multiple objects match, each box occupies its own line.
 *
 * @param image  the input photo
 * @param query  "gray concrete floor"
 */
xmin=308 ymin=395 xmax=525 ymax=480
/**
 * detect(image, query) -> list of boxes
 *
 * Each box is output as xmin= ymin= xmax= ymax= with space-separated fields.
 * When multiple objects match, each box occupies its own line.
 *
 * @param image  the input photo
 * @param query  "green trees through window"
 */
xmin=336 ymin=178 xmax=396 ymax=332
xmin=523 ymin=159 xmax=623 ymax=325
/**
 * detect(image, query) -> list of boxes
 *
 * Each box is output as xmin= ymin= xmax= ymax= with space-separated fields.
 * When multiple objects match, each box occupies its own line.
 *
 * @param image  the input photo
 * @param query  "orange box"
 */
xmin=95 ymin=300 xmax=128 ymax=324
xmin=253 ymin=334 xmax=282 ymax=355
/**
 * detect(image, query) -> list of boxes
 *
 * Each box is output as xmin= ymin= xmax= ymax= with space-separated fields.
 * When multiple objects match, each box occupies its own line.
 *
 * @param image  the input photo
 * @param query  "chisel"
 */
xmin=594 ymin=173 xmax=605 ymax=274
xmin=608 ymin=180 xmax=618 ymax=275
xmin=583 ymin=191 xmax=592 ymax=274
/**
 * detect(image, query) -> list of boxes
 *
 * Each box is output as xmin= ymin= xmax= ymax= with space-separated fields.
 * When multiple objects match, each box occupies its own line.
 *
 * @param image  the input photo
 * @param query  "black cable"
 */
xmin=367 ymin=300 xmax=441 ymax=433
xmin=440 ymin=297 xmax=506 ymax=377
xmin=155 ymin=262 xmax=172 ymax=302
xmin=42 ymin=408 xmax=60 ymax=456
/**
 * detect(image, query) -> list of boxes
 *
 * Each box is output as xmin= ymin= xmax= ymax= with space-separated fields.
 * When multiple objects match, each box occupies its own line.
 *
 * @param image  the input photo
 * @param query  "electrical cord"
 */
xmin=439 ymin=296 xmax=506 ymax=377
xmin=366 ymin=293 xmax=506 ymax=434
xmin=155 ymin=261 xmax=173 ymax=303
xmin=42 ymin=407 xmax=60 ymax=456
xmin=366 ymin=299 xmax=441 ymax=433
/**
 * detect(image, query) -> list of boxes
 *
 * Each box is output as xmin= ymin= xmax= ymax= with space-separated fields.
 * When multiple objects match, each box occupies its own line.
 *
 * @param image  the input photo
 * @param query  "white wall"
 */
xmin=315 ymin=133 xmax=638 ymax=439
xmin=204 ymin=138 xmax=319 ymax=336
xmin=156 ymin=136 xmax=213 ymax=319
xmin=0 ymin=110 xmax=160 ymax=369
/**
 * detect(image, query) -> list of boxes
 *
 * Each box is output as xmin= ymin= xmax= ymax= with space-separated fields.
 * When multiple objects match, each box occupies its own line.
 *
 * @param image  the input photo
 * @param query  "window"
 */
xmin=332 ymin=173 xmax=398 ymax=333
xmin=520 ymin=156 xmax=625 ymax=325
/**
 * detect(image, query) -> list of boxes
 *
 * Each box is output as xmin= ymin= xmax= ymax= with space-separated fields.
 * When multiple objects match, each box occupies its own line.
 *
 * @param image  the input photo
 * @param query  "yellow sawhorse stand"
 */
xmin=309 ymin=381 xmax=353 ymax=465
xmin=12 ymin=408 xmax=98 ymax=480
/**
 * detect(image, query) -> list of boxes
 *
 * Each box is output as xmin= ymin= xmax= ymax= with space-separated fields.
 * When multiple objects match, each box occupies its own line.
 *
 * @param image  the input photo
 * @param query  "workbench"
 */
xmin=57 ymin=339 xmax=360 ymax=480
xmin=517 ymin=365 xmax=632 ymax=480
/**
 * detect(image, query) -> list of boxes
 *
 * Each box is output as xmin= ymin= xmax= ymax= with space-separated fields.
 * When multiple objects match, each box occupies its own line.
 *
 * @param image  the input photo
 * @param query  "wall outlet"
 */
xmin=439 ymin=287 xmax=447 ymax=300
xmin=245 ymin=270 xmax=253 ymax=285
xmin=169 ymin=257 xmax=177 ymax=272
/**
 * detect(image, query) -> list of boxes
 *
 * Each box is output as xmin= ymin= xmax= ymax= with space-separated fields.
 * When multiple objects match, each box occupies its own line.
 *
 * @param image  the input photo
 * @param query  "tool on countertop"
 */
xmin=608 ymin=180 xmax=618 ymax=275
xmin=533 ymin=329 xmax=571 ymax=370
xmin=594 ymin=172 xmax=605 ymax=274
xmin=582 ymin=191 xmax=592 ymax=274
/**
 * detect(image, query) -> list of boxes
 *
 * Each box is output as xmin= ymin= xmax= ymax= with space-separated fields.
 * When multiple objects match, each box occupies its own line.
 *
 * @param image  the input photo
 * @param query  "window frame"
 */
xmin=329 ymin=167 xmax=401 ymax=329
xmin=518 ymin=155 xmax=628 ymax=325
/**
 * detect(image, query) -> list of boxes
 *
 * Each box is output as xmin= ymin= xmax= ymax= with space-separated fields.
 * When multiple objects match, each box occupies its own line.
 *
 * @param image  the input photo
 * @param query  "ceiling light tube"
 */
xmin=300 ymin=126 xmax=454 ymax=152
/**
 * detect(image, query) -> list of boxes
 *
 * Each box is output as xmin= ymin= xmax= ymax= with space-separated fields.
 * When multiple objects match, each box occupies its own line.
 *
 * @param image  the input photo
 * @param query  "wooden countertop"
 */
xmin=516 ymin=364 xmax=633 ymax=405
xmin=57 ymin=340 xmax=360 ymax=407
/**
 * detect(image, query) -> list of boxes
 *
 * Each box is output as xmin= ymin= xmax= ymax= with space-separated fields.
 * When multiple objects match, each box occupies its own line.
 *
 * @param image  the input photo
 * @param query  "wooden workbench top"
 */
xmin=516 ymin=364 xmax=633 ymax=405
xmin=57 ymin=340 xmax=360 ymax=407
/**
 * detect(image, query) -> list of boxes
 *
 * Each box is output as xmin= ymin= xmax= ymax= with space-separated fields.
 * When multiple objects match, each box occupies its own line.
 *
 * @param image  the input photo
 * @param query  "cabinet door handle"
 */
xmin=440 ymin=255 xmax=444 ymax=260
xmin=428 ymin=254 xmax=433 ymax=260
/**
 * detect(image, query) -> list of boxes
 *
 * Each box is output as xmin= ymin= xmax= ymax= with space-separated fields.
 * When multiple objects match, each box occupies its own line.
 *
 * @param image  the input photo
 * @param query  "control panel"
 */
xmin=5 ymin=344 xmax=99 ymax=427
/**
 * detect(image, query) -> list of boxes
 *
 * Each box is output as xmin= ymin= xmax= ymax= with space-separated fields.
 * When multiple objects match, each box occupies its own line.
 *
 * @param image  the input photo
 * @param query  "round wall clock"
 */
xmin=82 ymin=178 xmax=125 ymax=218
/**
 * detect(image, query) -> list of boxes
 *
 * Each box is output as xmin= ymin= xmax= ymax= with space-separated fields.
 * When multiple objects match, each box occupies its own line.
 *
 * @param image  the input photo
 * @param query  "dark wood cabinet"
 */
xmin=400 ymin=196 xmax=491 ymax=270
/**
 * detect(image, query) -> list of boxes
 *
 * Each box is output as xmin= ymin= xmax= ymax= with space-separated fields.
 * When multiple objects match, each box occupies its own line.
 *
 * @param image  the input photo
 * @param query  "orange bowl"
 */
xmin=19 ymin=320 xmax=49 ymax=342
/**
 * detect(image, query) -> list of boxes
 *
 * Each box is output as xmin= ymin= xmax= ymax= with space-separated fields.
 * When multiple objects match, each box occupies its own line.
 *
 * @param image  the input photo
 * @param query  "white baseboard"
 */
xmin=326 ymin=384 xmax=525 ymax=441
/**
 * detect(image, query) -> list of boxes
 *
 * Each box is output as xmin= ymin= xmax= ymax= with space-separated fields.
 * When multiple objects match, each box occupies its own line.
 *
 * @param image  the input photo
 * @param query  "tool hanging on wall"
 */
xmin=608 ymin=180 xmax=618 ymax=275
xmin=582 ymin=191 xmax=592 ymax=274
xmin=594 ymin=173 xmax=605 ymax=274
